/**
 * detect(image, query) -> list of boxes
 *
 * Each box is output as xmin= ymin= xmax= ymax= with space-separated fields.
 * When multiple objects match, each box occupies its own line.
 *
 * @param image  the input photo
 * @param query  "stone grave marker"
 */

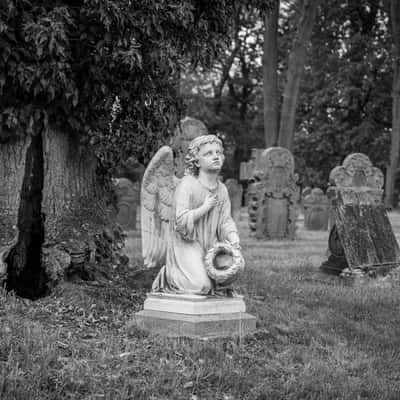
xmin=225 ymin=178 xmax=243 ymax=223
xmin=170 ymin=116 xmax=208 ymax=178
xmin=240 ymin=148 xmax=264 ymax=207
xmin=303 ymin=188 xmax=329 ymax=231
xmin=113 ymin=178 xmax=140 ymax=231
xmin=248 ymin=147 xmax=299 ymax=240
xmin=320 ymin=153 xmax=400 ymax=276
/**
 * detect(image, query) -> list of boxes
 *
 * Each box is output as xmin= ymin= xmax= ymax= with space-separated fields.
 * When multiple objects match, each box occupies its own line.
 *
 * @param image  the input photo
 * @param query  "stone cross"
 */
xmin=320 ymin=153 xmax=400 ymax=276
xmin=248 ymin=147 xmax=299 ymax=240
xmin=224 ymin=178 xmax=243 ymax=223
xmin=303 ymin=188 xmax=329 ymax=231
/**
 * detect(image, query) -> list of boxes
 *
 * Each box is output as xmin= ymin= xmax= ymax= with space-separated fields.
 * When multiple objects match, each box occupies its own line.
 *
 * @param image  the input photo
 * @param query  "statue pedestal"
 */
xmin=131 ymin=293 xmax=256 ymax=339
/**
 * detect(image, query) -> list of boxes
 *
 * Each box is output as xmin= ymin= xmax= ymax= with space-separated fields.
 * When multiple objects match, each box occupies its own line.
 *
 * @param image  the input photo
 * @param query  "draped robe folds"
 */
xmin=152 ymin=175 xmax=238 ymax=295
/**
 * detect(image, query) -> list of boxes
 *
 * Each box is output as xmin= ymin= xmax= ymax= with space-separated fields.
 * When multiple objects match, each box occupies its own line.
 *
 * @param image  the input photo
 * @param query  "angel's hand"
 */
xmin=203 ymin=193 xmax=218 ymax=212
xmin=225 ymin=232 xmax=240 ymax=249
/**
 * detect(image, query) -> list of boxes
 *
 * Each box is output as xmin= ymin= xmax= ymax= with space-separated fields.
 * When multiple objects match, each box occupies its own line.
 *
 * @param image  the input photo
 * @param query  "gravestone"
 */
xmin=225 ymin=178 xmax=243 ymax=223
xmin=240 ymin=161 xmax=250 ymax=182
xmin=170 ymin=117 xmax=208 ymax=178
xmin=301 ymin=186 xmax=312 ymax=203
xmin=320 ymin=153 xmax=400 ymax=276
xmin=114 ymin=156 xmax=145 ymax=232
xmin=303 ymin=188 xmax=329 ymax=231
xmin=116 ymin=156 xmax=145 ymax=184
xmin=240 ymin=148 xmax=265 ymax=207
xmin=113 ymin=178 xmax=140 ymax=231
xmin=248 ymin=147 xmax=299 ymax=239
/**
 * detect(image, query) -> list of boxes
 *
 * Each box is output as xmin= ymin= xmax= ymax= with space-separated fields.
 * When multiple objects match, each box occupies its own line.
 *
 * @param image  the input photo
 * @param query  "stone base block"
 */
xmin=130 ymin=293 xmax=256 ymax=339
xmin=143 ymin=293 xmax=247 ymax=315
xmin=132 ymin=310 xmax=256 ymax=339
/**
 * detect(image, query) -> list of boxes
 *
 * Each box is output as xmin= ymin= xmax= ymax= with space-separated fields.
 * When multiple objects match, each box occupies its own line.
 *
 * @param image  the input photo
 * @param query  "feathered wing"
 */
xmin=141 ymin=146 xmax=176 ymax=268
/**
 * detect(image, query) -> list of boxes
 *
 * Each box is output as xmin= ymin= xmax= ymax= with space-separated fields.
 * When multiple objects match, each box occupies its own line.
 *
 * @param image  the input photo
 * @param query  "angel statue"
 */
xmin=141 ymin=134 xmax=243 ymax=295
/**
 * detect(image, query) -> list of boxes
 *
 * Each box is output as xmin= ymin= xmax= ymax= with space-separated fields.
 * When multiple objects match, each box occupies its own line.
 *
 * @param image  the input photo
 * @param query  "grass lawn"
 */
xmin=2 ymin=211 xmax=400 ymax=399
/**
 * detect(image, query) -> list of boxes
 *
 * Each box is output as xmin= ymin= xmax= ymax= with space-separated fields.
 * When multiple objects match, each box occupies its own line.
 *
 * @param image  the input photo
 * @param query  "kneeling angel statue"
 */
xmin=141 ymin=134 xmax=244 ymax=295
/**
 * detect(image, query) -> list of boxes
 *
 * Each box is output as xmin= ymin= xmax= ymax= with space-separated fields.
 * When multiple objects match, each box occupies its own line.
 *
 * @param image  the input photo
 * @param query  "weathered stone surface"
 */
xmin=320 ymin=153 xmax=400 ymax=276
xmin=303 ymin=188 xmax=329 ymax=231
xmin=132 ymin=311 xmax=256 ymax=339
xmin=225 ymin=178 xmax=243 ymax=222
xmin=132 ymin=294 xmax=256 ymax=339
xmin=248 ymin=147 xmax=299 ymax=240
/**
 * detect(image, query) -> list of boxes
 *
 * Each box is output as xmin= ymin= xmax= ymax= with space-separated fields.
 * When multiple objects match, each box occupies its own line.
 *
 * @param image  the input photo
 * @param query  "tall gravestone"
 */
xmin=114 ymin=156 xmax=145 ymax=233
xmin=320 ymin=153 xmax=400 ymax=276
xmin=303 ymin=188 xmax=329 ymax=231
xmin=248 ymin=147 xmax=299 ymax=240
xmin=225 ymin=178 xmax=243 ymax=223
xmin=113 ymin=178 xmax=140 ymax=231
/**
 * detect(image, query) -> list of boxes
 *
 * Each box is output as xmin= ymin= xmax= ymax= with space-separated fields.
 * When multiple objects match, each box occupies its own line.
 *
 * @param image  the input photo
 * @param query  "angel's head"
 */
xmin=184 ymin=135 xmax=225 ymax=176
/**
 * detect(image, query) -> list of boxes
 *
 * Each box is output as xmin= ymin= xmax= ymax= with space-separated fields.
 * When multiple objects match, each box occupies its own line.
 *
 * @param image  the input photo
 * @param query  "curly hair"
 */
xmin=184 ymin=135 xmax=224 ymax=176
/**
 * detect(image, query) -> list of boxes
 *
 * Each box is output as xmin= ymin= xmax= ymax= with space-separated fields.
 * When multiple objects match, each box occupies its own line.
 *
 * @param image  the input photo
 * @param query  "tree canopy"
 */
xmin=0 ymin=0 xmax=270 ymax=169
xmin=181 ymin=0 xmax=395 ymax=190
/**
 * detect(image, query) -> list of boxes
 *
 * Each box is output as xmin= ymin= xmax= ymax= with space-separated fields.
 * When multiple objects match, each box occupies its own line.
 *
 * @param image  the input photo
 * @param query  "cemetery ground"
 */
xmin=2 ymin=213 xmax=400 ymax=399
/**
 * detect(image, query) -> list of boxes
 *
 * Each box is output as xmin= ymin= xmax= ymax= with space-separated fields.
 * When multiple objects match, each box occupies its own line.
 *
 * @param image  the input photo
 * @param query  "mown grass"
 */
xmin=2 ymin=211 xmax=400 ymax=399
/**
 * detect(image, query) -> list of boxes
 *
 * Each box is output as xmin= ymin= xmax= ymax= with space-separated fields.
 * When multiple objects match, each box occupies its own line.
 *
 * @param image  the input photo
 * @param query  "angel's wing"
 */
xmin=141 ymin=146 xmax=177 ymax=268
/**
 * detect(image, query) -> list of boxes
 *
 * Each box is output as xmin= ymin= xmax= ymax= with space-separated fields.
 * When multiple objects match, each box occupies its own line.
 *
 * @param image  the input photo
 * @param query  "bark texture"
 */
xmin=1 ymin=128 xmax=114 ymax=298
xmin=0 ymin=137 xmax=31 ymax=283
xmin=385 ymin=0 xmax=400 ymax=208
xmin=278 ymin=0 xmax=319 ymax=150
xmin=6 ymin=133 xmax=45 ymax=298
xmin=263 ymin=0 xmax=279 ymax=148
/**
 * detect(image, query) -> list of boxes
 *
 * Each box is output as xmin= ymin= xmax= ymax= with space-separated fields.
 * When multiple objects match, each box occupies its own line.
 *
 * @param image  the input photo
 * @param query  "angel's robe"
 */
xmin=152 ymin=175 xmax=238 ymax=295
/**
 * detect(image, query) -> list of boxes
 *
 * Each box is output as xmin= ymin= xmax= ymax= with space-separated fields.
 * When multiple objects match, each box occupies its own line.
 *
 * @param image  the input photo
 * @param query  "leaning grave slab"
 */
xmin=320 ymin=153 xmax=400 ymax=276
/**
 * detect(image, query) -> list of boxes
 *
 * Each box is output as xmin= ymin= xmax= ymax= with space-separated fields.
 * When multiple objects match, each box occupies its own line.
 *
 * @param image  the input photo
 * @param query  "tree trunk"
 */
xmin=263 ymin=0 xmax=280 ymax=148
xmin=385 ymin=0 xmax=400 ymax=209
xmin=2 ymin=128 xmax=112 ymax=299
xmin=0 ymin=137 xmax=32 ymax=286
xmin=214 ymin=15 xmax=241 ymax=115
xmin=278 ymin=0 xmax=319 ymax=150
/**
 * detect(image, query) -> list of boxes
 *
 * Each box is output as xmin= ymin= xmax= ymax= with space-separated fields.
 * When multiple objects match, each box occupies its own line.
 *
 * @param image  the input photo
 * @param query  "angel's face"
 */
xmin=196 ymin=142 xmax=224 ymax=173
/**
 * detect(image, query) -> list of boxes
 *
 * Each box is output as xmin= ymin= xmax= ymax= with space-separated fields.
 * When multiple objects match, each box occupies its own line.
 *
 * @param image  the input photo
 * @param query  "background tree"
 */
xmin=263 ymin=0 xmax=279 ymax=148
xmin=177 ymin=0 xmax=396 ymax=196
xmin=277 ymin=0 xmax=320 ymax=150
xmin=0 ymin=0 xmax=259 ymax=298
xmin=294 ymin=0 xmax=392 ymax=188
xmin=385 ymin=0 xmax=400 ymax=208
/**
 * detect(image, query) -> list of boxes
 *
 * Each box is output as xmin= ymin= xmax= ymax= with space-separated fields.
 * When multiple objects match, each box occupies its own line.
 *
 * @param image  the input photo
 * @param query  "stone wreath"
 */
xmin=205 ymin=242 xmax=245 ymax=286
